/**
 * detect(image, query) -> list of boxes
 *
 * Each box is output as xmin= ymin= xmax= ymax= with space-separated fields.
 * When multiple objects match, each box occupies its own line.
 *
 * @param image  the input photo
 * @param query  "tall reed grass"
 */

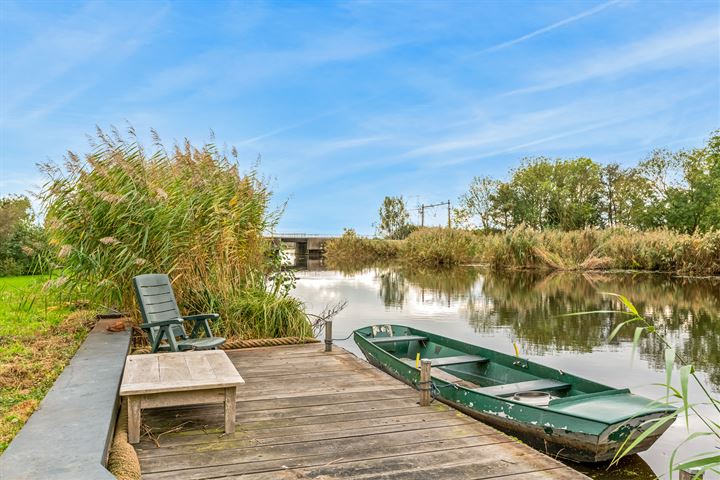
xmin=325 ymin=229 xmax=401 ymax=264
xmin=40 ymin=128 xmax=311 ymax=339
xmin=402 ymin=228 xmax=477 ymax=266
xmin=325 ymin=226 xmax=720 ymax=275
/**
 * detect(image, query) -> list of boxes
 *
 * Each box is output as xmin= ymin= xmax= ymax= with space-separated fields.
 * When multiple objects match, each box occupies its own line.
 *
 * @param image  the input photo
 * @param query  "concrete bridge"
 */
xmin=270 ymin=233 xmax=341 ymax=257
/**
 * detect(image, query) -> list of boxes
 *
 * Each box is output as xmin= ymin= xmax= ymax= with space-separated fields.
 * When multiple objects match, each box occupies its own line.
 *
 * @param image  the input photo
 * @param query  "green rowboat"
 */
xmin=354 ymin=324 xmax=676 ymax=463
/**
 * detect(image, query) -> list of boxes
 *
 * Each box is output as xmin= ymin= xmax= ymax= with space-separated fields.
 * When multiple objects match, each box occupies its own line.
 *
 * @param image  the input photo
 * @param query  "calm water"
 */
xmin=290 ymin=262 xmax=720 ymax=479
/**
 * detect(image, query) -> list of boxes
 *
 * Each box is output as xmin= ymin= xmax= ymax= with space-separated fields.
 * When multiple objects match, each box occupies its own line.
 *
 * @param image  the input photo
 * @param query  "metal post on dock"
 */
xmin=324 ymin=320 xmax=333 ymax=352
xmin=419 ymin=359 xmax=432 ymax=406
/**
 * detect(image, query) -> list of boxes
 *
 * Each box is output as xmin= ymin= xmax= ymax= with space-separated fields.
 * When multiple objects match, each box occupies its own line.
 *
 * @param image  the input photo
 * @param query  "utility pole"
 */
xmin=447 ymin=200 xmax=451 ymax=228
xmin=417 ymin=200 xmax=451 ymax=228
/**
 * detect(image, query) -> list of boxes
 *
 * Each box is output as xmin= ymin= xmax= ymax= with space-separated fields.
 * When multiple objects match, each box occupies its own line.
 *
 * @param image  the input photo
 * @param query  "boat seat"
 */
xmin=473 ymin=379 xmax=570 ymax=397
xmin=369 ymin=335 xmax=428 ymax=344
xmin=427 ymin=355 xmax=488 ymax=367
xmin=399 ymin=358 xmax=478 ymax=388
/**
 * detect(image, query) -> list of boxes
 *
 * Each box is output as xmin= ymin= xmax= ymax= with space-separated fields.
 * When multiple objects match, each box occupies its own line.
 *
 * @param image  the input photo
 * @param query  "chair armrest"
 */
xmin=182 ymin=314 xmax=220 ymax=322
xmin=140 ymin=318 xmax=184 ymax=329
xmin=183 ymin=314 xmax=219 ymax=339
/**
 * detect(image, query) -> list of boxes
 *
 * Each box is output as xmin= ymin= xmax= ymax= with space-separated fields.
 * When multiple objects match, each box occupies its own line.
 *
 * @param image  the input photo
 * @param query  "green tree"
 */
xmin=507 ymin=157 xmax=555 ymax=229
xmin=548 ymin=157 xmax=603 ymax=230
xmin=458 ymin=176 xmax=500 ymax=230
xmin=490 ymin=182 xmax=516 ymax=230
xmin=601 ymin=163 xmax=622 ymax=227
xmin=0 ymin=196 xmax=48 ymax=276
xmin=672 ymin=130 xmax=720 ymax=232
xmin=377 ymin=196 xmax=414 ymax=239
xmin=502 ymin=156 xmax=603 ymax=230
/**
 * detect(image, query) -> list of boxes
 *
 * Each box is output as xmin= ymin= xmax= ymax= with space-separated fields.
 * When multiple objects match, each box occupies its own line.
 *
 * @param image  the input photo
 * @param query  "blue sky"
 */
xmin=1 ymin=0 xmax=718 ymax=234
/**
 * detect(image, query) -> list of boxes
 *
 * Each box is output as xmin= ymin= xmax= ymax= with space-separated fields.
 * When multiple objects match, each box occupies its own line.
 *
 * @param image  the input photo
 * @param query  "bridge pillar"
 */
xmin=295 ymin=241 xmax=308 ymax=257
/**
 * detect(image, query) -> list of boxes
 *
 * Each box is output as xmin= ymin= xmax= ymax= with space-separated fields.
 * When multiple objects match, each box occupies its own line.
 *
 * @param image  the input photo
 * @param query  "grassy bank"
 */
xmin=325 ymin=227 xmax=720 ymax=274
xmin=0 ymin=275 xmax=94 ymax=452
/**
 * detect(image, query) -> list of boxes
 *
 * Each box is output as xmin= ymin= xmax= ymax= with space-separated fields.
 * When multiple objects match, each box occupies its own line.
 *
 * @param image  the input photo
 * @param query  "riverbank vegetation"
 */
xmin=327 ymin=226 xmax=720 ymax=274
xmin=0 ymin=275 xmax=93 ymax=453
xmin=328 ymin=130 xmax=720 ymax=274
xmin=38 ymin=128 xmax=312 ymax=340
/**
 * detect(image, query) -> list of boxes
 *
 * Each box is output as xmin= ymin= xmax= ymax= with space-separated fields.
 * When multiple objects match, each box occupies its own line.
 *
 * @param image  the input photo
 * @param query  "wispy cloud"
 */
xmin=126 ymin=28 xmax=399 ymax=105
xmin=1 ymin=2 xmax=168 ymax=125
xmin=236 ymin=94 xmax=384 ymax=146
xmin=506 ymin=18 xmax=719 ymax=95
xmin=476 ymin=0 xmax=621 ymax=54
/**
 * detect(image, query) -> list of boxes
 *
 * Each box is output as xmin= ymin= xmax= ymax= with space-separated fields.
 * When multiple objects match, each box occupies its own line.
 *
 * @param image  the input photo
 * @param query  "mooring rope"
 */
xmin=106 ymin=399 xmax=141 ymax=480
xmin=132 ymin=336 xmax=320 ymax=354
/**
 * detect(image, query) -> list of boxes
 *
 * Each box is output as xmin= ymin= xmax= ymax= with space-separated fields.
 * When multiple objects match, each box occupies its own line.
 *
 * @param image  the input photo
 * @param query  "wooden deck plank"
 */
xmin=137 ymin=410 xmax=469 ymax=450
xmin=229 ymin=442 xmax=573 ymax=479
xmin=141 ymin=398 xmax=434 ymax=432
xmin=138 ymin=424 xmax=497 ymax=467
xmin=141 ymin=435 xmax=508 ymax=480
xmin=134 ymin=344 xmax=587 ymax=479
xmin=138 ymin=416 xmax=477 ymax=457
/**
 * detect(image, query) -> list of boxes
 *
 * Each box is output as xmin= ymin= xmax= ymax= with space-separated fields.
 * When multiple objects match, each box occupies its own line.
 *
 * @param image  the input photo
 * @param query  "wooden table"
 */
xmin=120 ymin=350 xmax=244 ymax=444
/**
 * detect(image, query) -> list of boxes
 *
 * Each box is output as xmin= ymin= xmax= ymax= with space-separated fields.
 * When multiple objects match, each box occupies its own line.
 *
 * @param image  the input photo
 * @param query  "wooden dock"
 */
xmin=134 ymin=344 xmax=588 ymax=479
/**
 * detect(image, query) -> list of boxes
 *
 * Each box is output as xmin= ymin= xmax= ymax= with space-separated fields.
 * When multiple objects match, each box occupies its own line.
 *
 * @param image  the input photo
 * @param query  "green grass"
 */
xmin=0 ymin=275 xmax=70 ymax=336
xmin=0 ymin=275 xmax=93 ymax=453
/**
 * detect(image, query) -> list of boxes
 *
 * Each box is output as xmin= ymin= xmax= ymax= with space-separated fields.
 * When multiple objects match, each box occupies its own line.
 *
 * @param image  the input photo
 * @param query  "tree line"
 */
xmin=378 ymin=130 xmax=719 ymax=237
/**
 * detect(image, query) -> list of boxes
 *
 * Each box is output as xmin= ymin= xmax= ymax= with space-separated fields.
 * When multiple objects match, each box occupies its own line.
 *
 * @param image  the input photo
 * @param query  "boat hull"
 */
xmin=356 ymin=327 xmax=675 ymax=464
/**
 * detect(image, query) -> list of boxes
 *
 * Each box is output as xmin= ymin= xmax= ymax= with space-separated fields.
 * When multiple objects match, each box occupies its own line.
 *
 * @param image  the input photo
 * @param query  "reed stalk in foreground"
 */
xmin=571 ymin=295 xmax=719 ymax=479
xmin=39 ymin=127 xmax=310 ymax=339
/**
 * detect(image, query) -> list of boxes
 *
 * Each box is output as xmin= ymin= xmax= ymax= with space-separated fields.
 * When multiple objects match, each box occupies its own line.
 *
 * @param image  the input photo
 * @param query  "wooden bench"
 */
xmin=120 ymin=350 xmax=244 ymax=444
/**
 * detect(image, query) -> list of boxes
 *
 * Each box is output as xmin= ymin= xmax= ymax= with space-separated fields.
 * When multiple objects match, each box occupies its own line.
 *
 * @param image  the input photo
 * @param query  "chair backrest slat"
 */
xmin=133 ymin=274 xmax=187 ymax=342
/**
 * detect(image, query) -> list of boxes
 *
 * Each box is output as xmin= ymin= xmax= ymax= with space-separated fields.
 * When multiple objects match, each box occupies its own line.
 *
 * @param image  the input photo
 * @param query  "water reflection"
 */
xmin=324 ymin=262 xmax=720 ymax=389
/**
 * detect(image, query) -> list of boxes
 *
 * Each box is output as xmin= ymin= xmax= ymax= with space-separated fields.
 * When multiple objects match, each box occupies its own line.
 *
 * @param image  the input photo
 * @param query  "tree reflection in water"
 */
xmin=329 ymin=260 xmax=720 ymax=389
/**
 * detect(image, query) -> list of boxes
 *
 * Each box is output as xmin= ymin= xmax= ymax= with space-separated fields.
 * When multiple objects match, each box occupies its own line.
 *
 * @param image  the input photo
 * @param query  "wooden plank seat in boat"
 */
xmin=473 ymin=379 xmax=570 ymax=397
xmin=399 ymin=358 xmax=478 ymax=388
xmin=368 ymin=335 xmax=428 ymax=344
xmin=427 ymin=354 xmax=488 ymax=367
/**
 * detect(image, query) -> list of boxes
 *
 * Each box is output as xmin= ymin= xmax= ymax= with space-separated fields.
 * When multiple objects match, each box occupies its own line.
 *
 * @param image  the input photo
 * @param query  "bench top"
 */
xmin=120 ymin=350 xmax=244 ymax=396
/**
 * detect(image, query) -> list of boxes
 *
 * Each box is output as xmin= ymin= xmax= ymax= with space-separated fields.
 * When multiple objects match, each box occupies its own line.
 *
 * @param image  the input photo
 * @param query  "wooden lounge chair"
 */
xmin=133 ymin=273 xmax=226 ymax=353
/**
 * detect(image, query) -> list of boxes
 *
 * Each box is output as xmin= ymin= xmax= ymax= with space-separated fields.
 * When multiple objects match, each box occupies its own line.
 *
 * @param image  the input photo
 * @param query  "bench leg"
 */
xmin=128 ymin=397 xmax=141 ymax=444
xmin=224 ymin=386 xmax=236 ymax=434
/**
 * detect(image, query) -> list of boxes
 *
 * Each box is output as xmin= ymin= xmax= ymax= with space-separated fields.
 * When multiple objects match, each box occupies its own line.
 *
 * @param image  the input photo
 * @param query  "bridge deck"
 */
xmin=133 ymin=344 xmax=587 ymax=479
